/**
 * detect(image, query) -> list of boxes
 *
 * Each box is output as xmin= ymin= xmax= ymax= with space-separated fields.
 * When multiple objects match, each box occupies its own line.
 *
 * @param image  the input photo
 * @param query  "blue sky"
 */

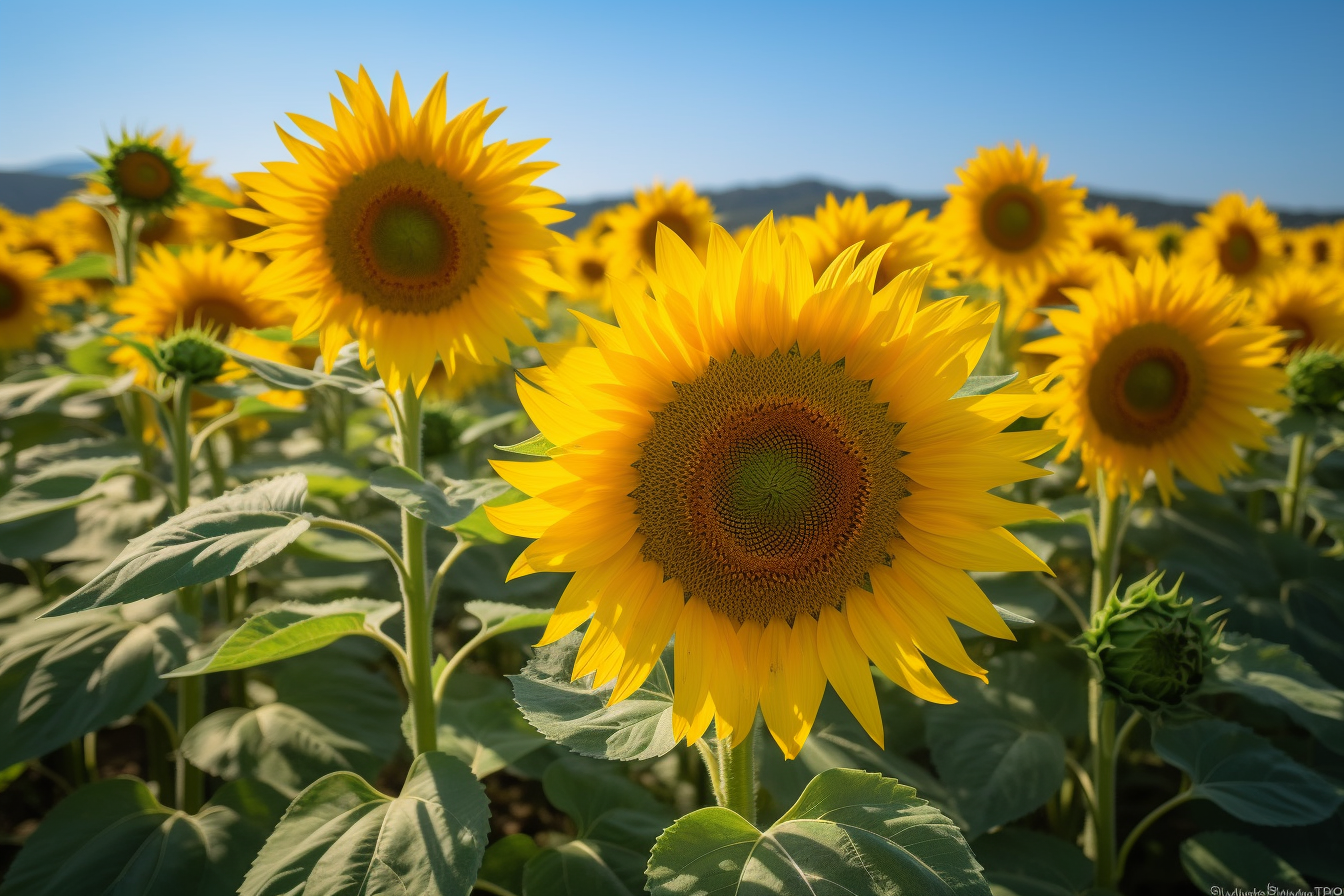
xmin=2 ymin=1 xmax=1341 ymax=208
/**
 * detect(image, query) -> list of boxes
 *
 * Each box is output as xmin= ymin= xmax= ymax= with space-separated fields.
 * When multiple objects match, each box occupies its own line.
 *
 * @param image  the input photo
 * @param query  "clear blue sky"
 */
xmin=2 ymin=0 xmax=1342 ymax=208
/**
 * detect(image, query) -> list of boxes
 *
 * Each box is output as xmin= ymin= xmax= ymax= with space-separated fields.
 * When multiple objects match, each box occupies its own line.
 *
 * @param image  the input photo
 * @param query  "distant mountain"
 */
xmin=0 ymin=172 xmax=81 ymax=215
xmin=556 ymin=178 xmax=1344 ymax=236
xmin=20 ymin=156 xmax=95 ymax=177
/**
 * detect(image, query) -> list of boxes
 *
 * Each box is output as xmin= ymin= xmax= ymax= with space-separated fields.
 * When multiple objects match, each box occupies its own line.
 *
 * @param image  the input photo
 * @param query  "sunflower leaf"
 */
xmin=181 ymin=184 xmax=237 ymax=208
xmin=495 ymin=432 xmax=561 ymax=456
xmin=1180 ymin=832 xmax=1306 ymax=893
xmin=42 ymin=252 xmax=117 ymax=281
xmin=222 ymin=346 xmax=383 ymax=395
xmin=953 ymin=373 xmax=1018 ymax=399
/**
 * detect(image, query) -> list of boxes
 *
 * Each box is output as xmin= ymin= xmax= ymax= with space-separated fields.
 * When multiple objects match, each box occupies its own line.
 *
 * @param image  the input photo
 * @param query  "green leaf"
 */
xmin=1180 ymin=832 xmax=1306 ymax=892
xmin=451 ymin=487 xmax=525 ymax=544
xmin=647 ymin=768 xmax=990 ymax=896
xmin=1201 ymin=633 xmax=1344 ymax=752
xmin=524 ymin=759 xmax=673 ymax=896
xmin=0 ymin=373 xmax=116 ymax=420
xmin=239 ymin=752 xmax=489 ymax=896
xmin=478 ymin=834 xmax=539 ymax=895
xmin=287 ymin=529 xmax=389 ymax=564
xmin=495 ymin=432 xmax=560 ymax=456
xmin=369 ymin=468 xmax=511 ymax=529
xmin=926 ymin=652 xmax=1085 ymax=838
xmin=46 ymin=474 xmax=311 ymax=616
xmin=42 ymin=252 xmax=116 ymax=281
xmin=0 ymin=605 xmax=187 ymax=767
xmin=510 ymin=631 xmax=677 ymax=761
xmin=0 ymin=448 xmax=136 ymax=527
xmin=223 ymin=345 xmax=382 ymax=394
xmin=1152 ymin=718 xmax=1344 ymax=826
xmin=0 ymin=777 xmax=287 ymax=896
xmin=972 ymin=829 xmax=1093 ymax=896
xmin=953 ymin=372 xmax=1018 ymax=399
xmin=181 ymin=183 xmax=238 ymax=207
xmin=457 ymin=409 xmax=525 ymax=445
xmin=164 ymin=598 xmax=400 ymax=677
xmin=433 ymin=672 xmax=548 ymax=779
xmin=466 ymin=599 xmax=551 ymax=636
xmin=234 ymin=395 xmax=307 ymax=418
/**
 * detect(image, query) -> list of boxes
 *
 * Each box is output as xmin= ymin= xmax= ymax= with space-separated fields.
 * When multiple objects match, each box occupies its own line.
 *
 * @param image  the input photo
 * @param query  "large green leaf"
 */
xmin=478 ymin=834 xmax=540 ymax=896
xmin=1180 ymin=832 xmax=1306 ymax=892
xmin=182 ymin=642 xmax=404 ymax=798
xmin=1201 ymin=633 xmax=1344 ymax=752
xmin=0 ymin=602 xmax=187 ymax=767
xmin=431 ymin=671 xmax=548 ymax=778
xmin=0 ymin=777 xmax=287 ymax=896
xmin=523 ymin=759 xmax=673 ymax=896
xmin=239 ymin=752 xmax=489 ymax=896
xmin=43 ymin=251 xmax=117 ymax=281
xmin=953 ymin=373 xmax=1018 ymax=399
xmin=46 ymin=474 xmax=311 ymax=616
xmin=972 ymin=829 xmax=1093 ymax=896
xmin=926 ymin=652 xmax=1085 ymax=838
xmin=164 ymin=598 xmax=400 ymax=677
xmin=1152 ymin=718 xmax=1343 ymax=826
xmin=223 ymin=345 xmax=382 ymax=394
xmin=646 ymin=768 xmax=990 ymax=896
xmin=0 ymin=447 xmax=136 ymax=526
xmin=368 ymin=467 xmax=510 ymax=528
xmin=510 ymin=631 xmax=676 ymax=761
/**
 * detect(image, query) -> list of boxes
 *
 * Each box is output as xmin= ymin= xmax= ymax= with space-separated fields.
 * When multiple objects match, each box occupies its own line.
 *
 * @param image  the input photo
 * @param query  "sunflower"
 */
xmin=88 ymin=130 xmax=206 ymax=216
xmin=1081 ymin=204 xmax=1142 ymax=267
xmin=1026 ymin=258 xmax=1287 ymax=502
xmin=1140 ymin=222 xmax=1186 ymax=261
xmin=1184 ymin=193 xmax=1281 ymax=288
xmin=486 ymin=217 xmax=1057 ymax=757
xmin=234 ymin=68 xmax=569 ymax=393
xmin=939 ymin=143 xmax=1087 ymax=289
xmin=789 ymin=193 xmax=939 ymax=292
xmin=423 ymin=355 xmax=505 ymax=402
xmin=605 ymin=181 xmax=715 ymax=271
xmin=111 ymin=243 xmax=296 ymax=384
xmin=1246 ymin=265 xmax=1344 ymax=353
xmin=551 ymin=213 xmax=635 ymax=306
xmin=1005 ymin=250 xmax=1115 ymax=333
xmin=0 ymin=245 xmax=55 ymax=350
xmin=1294 ymin=224 xmax=1341 ymax=267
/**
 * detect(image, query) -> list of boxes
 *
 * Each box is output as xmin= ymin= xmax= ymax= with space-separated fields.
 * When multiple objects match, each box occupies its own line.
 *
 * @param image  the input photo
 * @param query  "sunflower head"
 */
xmin=1005 ymin=250 xmax=1116 ymax=333
xmin=1081 ymin=204 xmax=1142 ymax=267
xmin=551 ymin=213 xmax=636 ymax=307
xmin=939 ymin=143 xmax=1087 ymax=289
xmin=486 ymin=216 xmax=1060 ymax=758
xmin=605 ymin=181 xmax=715 ymax=271
xmin=1297 ymin=223 xmax=1342 ymax=267
xmin=1185 ymin=193 xmax=1282 ymax=287
xmin=1027 ymin=257 xmax=1288 ymax=501
xmin=89 ymin=130 xmax=204 ymax=216
xmin=235 ymin=68 xmax=569 ymax=394
xmin=1080 ymin=574 xmax=1220 ymax=713
xmin=1246 ymin=265 xmax=1344 ymax=354
xmin=1144 ymin=221 xmax=1187 ymax=261
xmin=788 ymin=193 xmax=939 ymax=292
xmin=0 ymin=244 xmax=55 ymax=350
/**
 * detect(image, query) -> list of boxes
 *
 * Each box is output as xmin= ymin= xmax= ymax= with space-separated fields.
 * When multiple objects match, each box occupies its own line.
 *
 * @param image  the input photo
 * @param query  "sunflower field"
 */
xmin=2 ymin=69 xmax=1344 ymax=896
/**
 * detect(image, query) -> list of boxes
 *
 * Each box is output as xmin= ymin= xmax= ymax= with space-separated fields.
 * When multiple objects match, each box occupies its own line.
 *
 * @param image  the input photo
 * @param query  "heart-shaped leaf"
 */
xmin=1180 ymin=831 xmax=1306 ymax=892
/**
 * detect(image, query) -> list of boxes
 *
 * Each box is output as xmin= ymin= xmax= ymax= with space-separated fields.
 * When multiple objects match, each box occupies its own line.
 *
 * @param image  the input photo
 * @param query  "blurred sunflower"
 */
xmin=234 ymin=68 xmax=569 ymax=393
xmin=1027 ymin=258 xmax=1287 ymax=501
xmin=1296 ymin=224 xmax=1341 ymax=267
xmin=1005 ymin=250 xmax=1114 ymax=333
xmin=789 ymin=193 xmax=939 ymax=291
xmin=1081 ymin=204 xmax=1142 ymax=267
xmin=0 ymin=245 xmax=55 ymax=350
xmin=88 ymin=130 xmax=207 ymax=216
xmin=605 ymin=181 xmax=714 ymax=270
xmin=939 ymin=143 xmax=1086 ymax=289
xmin=111 ymin=243 xmax=296 ymax=384
xmin=1247 ymin=265 xmax=1344 ymax=353
xmin=487 ymin=217 xmax=1057 ymax=758
xmin=2 ymin=210 xmax=92 ymax=303
xmin=1141 ymin=221 xmax=1186 ymax=261
xmin=551 ymin=213 xmax=635 ymax=306
xmin=423 ymin=354 xmax=504 ymax=402
xmin=1184 ymin=193 xmax=1281 ymax=288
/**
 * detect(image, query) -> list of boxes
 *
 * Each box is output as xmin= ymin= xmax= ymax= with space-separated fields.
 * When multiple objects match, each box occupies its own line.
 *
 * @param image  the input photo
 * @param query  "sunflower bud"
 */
xmin=1080 ymin=574 xmax=1219 ymax=712
xmin=422 ymin=406 xmax=461 ymax=457
xmin=1285 ymin=347 xmax=1344 ymax=413
xmin=159 ymin=329 xmax=227 ymax=383
xmin=90 ymin=131 xmax=189 ymax=216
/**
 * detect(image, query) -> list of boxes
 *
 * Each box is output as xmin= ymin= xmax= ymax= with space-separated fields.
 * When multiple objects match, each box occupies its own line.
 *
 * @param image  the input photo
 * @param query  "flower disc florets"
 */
xmin=159 ymin=327 xmax=228 ymax=383
xmin=1286 ymin=347 xmax=1344 ymax=413
xmin=1080 ymin=574 xmax=1219 ymax=712
xmin=92 ymin=133 xmax=190 ymax=216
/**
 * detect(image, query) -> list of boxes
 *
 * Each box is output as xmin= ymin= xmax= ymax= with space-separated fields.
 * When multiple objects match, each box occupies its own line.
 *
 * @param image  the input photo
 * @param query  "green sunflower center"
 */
xmin=1157 ymin=231 xmax=1182 ymax=259
xmin=639 ymin=211 xmax=694 ymax=265
xmin=1089 ymin=323 xmax=1204 ymax=445
xmin=114 ymin=149 xmax=176 ymax=202
xmin=326 ymin=158 xmax=488 ymax=315
xmin=1219 ymin=225 xmax=1260 ymax=276
xmin=981 ymin=185 xmax=1046 ymax=252
xmin=0 ymin=273 xmax=20 ymax=320
xmin=634 ymin=349 xmax=908 ymax=625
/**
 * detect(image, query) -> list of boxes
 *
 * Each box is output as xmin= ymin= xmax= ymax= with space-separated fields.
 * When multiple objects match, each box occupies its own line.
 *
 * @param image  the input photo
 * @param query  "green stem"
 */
xmin=1282 ymin=430 xmax=1310 ymax=536
xmin=695 ymin=739 xmax=726 ymax=807
xmin=1089 ymin=475 xmax=1123 ymax=615
xmin=1087 ymin=470 xmax=1125 ymax=889
xmin=308 ymin=517 xmax=409 ymax=580
xmin=717 ymin=724 xmax=757 ymax=826
xmin=1115 ymin=785 xmax=1193 ymax=882
xmin=82 ymin=731 xmax=99 ymax=782
xmin=169 ymin=376 xmax=205 ymax=812
xmin=113 ymin=210 xmax=142 ymax=286
xmin=399 ymin=388 xmax=437 ymax=755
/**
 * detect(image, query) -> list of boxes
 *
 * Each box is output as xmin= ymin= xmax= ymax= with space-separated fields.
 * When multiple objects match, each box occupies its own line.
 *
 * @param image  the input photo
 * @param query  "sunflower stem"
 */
xmin=1087 ymin=470 xmax=1124 ymax=889
xmin=169 ymin=375 xmax=205 ymax=813
xmin=716 ymin=724 xmax=757 ymax=826
xmin=398 ymin=387 xmax=438 ymax=755
xmin=1281 ymin=430 xmax=1311 ymax=536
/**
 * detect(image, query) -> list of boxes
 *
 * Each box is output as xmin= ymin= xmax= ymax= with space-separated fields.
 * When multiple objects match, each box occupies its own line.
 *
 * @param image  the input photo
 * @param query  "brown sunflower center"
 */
xmin=0 ymin=272 xmax=22 ymax=320
xmin=1091 ymin=234 xmax=1127 ymax=257
xmin=1219 ymin=225 xmax=1261 ymax=276
xmin=639 ymin=211 xmax=694 ymax=264
xmin=579 ymin=259 xmax=606 ymax=284
xmin=1038 ymin=279 xmax=1083 ymax=309
xmin=326 ymin=158 xmax=488 ymax=315
xmin=1312 ymin=240 xmax=1330 ymax=265
xmin=180 ymin=297 xmax=256 ymax=333
xmin=981 ymin=185 xmax=1046 ymax=252
xmin=634 ymin=349 xmax=907 ymax=625
xmin=1088 ymin=323 xmax=1205 ymax=445
xmin=19 ymin=241 xmax=60 ymax=266
xmin=1272 ymin=312 xmax=1314 ymax=353
xmin=116 ymin=150 xmax=175 ymax=202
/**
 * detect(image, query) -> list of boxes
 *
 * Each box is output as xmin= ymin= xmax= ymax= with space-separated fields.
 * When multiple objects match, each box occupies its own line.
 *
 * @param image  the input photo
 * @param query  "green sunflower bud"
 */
xmin=159 ymin=329 xmax=228 ymax=383
xmin=422 ymin=406 xmax=461 ymax=457
xmin=1079 ymin=574 xmax=1219 ymax=712
xmin=1285 ymin=347 xmax=1344 ymax=413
